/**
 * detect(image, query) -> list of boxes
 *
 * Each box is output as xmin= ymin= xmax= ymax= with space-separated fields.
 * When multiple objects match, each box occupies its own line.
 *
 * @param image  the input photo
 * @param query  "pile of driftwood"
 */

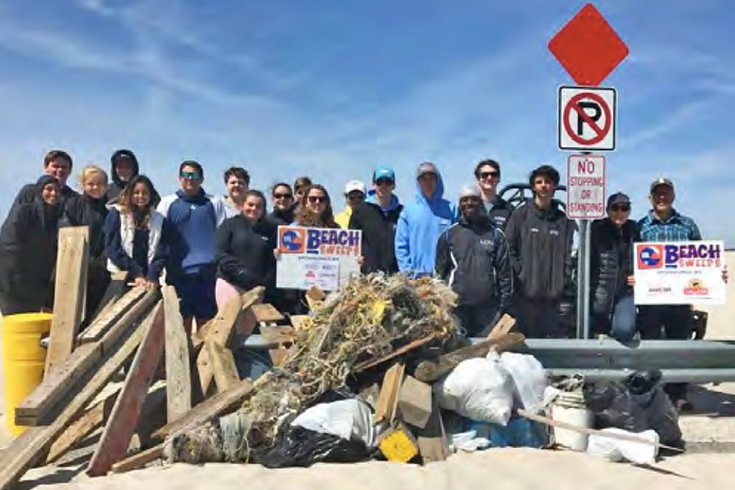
xmin=0 ymin=227 xmax=528 ymax=489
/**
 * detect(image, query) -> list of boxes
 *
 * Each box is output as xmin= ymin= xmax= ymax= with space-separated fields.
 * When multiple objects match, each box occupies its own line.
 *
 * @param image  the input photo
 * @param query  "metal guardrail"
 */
xmin=238 ymin=335 xmax=735 ymax=383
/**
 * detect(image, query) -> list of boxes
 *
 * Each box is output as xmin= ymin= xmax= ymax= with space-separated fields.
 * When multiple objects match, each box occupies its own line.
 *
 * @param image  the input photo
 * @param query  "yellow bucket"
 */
xmin=1 ymin=312 xmax=52 ymax=436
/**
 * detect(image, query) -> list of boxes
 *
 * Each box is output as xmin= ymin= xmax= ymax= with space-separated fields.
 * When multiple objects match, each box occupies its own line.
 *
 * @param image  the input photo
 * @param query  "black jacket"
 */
xmin=484 ymin=195 xmax=515 ymax=231
xmin=266 ymin=206 xmax=295 ymax=228
xmin=504 ymin=201 xmax=576 ymax=301
xmin=107 ymin=149 xmax=140 ymax=202
xmin=590 ymin=218 xmax=638 ymax=316
xmin=435 ymin=216 xmax=512 ymax=311
xmin=62 ymin=194 xmax=109 ymax=262
xmin=11 ymin=182 xmax=77 ymax=215
xmin=0 ymin=199 xmax=63 ymax=311
xmin=216 ymin=215 xmax=277 ymax=294
xmin=349 ymin=201 xmax=403 ymax=274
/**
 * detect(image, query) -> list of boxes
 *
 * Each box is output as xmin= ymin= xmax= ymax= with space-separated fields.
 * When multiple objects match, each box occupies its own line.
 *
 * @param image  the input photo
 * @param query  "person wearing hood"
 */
xmin=266 ymin=182 xmax=296 ymax=227
xmin=590 ymin=192 xmax=640 ymax=342
xmin=349 ymin=165 xmax=403 ymax=274
xmin=505 ymin=165 xmax=576 ymax=338
xmin=0 ymin=176 xmax=64 ymax=314
xmin=107 ymin=149 xmax=140 ymax=203
xmin=10 ymin=150 xmax=78 ymax=214
xmin=335 ymin=180 xmax=367 ymax=229
xmin=436 ymin=184 xmax=512 ymax=336
xmin=62 ymin=165 xmax=112 ymax=321
xmin=395 ymin=162 xmax=455 ymax=276
xmin=157 ymin=160 xmax=226 ymax=330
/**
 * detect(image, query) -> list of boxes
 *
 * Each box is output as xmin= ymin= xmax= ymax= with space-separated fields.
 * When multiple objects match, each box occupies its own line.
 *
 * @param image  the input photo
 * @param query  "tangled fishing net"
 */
xmin=164 ymin=272 xmax=458 ymax=464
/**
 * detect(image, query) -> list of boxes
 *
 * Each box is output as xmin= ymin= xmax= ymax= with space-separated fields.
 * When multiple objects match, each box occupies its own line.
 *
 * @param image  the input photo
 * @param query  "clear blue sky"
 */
xmin=0 ymin=0 xmax=733 ymax=245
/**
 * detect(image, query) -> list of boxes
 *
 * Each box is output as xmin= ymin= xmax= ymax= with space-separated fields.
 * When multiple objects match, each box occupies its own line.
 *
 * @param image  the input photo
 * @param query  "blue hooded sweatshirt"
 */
xmin=394 ymin=168 xmax=455 ymax=275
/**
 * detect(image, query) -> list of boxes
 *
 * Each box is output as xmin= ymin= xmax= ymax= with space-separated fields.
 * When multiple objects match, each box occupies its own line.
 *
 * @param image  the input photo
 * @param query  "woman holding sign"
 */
xmin=215 ymin=189 xmax=278 ymax=322
xmin=293 ymin=184 xmax=340 ymax=229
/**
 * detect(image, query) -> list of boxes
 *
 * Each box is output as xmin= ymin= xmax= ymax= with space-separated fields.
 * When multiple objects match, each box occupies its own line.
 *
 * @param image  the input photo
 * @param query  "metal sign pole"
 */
xmin=576 ymin=218 xmax=591 ymax=339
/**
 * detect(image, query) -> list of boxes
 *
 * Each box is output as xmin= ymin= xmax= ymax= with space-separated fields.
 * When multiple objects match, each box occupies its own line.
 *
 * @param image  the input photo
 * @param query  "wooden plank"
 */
xmin=251 ymin=303 xmax=284 ymax=323
xmin=260 ymin=325 xmax=295 ymax=344
xmin=15 ymin=343 xmax=101 ymax=425
xmin=110 ymin=444 xmax=163 ymax=474
xmin=45 ymin=227 xmax=89 ymax=375
xmin=268 ymin=347 xmax=290 ymax=367
xmin=397 ymin=375 xmax=432 ymax=429
xmin=191 ymin=286 xmax=263 ymax=350
xmin=15 ymin=289 xmax=160 ymax=424
xmin=417 ymin=397 xmax=450 ymax=463
xmin=206 ymin=341 xmax=240 ymax=392
xmin=413 ymin=332 xmax=526 ymax=383
xmin=484 ymin=313 xmax=517 ymax=340
xmin=354 ymin=334 xmax=438 ymax=372
xmin=289 ymin=315 xmax=310 ymax=330
xmin=151 ymin=378 xmax=254 ymax=441
xmin=78 ymin=286 xmax=147 ymax=344
xmin=87 ymin=302 xmax=166 ymax=476
xmin=46 ymin=389 xmax=119 ymax=463
xmin=0 ymin=301 xmax=158 ymax=490
xmin=196 ymin=287 xmax=262 ymax=395
xmin=162 ymin=286 xmax=191 ymax=423
xmin=375 ymin=362 xmax=404 ymax=424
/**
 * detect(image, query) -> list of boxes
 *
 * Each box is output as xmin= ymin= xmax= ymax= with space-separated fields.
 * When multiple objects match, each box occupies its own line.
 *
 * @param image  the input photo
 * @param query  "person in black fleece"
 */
xmin=10 ymin=150 xmax=78 ymax=215
xmin=266 ymin=182 xmax=296 ymax=227
xmin=436 ymin=184 xmax=513 ymax=336
xmin=216 ymin=190 xmax=278 ymax=330
xmin=62 ymin=165 xmax=111 ymax=321
xmin=0 ymin=176 xmax=64 ymax=314
xmin=505 ymin=165 xmax=577 ymax=338
xmin=590 ymin=192 xmax=639 ymax=342
xmin=107 ymin=149 xmax=139 ymax=203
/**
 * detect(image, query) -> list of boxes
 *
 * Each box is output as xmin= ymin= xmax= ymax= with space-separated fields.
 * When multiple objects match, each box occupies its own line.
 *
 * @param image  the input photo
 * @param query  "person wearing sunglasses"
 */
xmin=590 ymin=192 xmax=639 ymax=343
xmin=293 ymin=184 xmax=338 ymax=228
xmin=267 ymin=182 xmax=296 ymax=226
xmin=157 ymin=160 xmax=227 ymax=332
xmin=474 ymin=159 xmax=514 ymax=230
xmin=335 ymin=180 xmax=367 ymax=229
xmin=395 ymin=162 xmax=455 ymax=277
xmin=349 ymin=166 xmax=403 ymax=274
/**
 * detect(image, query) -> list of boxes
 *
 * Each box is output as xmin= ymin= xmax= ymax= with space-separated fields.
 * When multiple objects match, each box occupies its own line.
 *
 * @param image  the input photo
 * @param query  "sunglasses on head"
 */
xmin=375 ymin=178 xmax=394 ymax=186
xmin=307 ymin=195 xmax=326 ymax=204
xmin=479 ymin=171 xmax=499 ymax=179
xmin=273 ymin=192 xmax=293 ymax=199
xmin=180 ymin=171 xmax=201 ymax=180
xmin=610 ymin=204 xmax=630 ymax=212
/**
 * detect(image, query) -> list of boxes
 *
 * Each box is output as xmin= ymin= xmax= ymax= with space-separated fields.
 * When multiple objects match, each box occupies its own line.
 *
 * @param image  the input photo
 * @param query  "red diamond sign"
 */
xmin=548 ymin=3 xmax=629 ymax=86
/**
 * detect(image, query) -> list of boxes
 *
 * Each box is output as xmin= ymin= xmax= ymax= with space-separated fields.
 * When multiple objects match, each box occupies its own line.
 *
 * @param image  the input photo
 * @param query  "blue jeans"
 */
xmin=609 ymin=294 xmax=637 ymax=342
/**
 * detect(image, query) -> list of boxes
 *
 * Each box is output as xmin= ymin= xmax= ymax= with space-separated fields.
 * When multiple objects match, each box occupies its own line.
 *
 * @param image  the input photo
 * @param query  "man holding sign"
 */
xmin=635 ymin=177 xmax=726 ymax=410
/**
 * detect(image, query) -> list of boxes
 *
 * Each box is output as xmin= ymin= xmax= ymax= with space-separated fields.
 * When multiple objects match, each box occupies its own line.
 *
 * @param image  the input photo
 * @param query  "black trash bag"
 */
xmin=583 ymin=370 xmax=682 ymax=446
xmin=254 ymin=424 xmax=370 ymax=468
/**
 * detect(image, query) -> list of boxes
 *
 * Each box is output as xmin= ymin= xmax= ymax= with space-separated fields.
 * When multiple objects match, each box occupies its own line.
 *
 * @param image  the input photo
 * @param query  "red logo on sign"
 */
xmin=548 ymin=3 xmax=629 ymax=86
xmin=563 ymin=92 xmax=612 ymax=145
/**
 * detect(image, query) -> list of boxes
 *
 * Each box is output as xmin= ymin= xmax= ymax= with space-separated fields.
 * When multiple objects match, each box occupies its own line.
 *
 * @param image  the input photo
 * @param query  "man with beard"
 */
xmin=435 ymin=184 xmax=512 ymax=336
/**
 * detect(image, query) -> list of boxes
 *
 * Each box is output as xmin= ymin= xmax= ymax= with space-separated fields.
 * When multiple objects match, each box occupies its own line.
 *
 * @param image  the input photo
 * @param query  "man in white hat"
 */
xmin=335 ymin=179 xmax=367 ymax=229
xmin=436 ymin=184 xmax=512 ymax=336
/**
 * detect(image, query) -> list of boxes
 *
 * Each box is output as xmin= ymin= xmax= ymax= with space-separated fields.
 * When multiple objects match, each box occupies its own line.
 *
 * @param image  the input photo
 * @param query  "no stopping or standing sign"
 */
xmin=567 ymin=154 xmax=606 ymax=220
xmin=558 ymin=86 xmax=616 ymax=151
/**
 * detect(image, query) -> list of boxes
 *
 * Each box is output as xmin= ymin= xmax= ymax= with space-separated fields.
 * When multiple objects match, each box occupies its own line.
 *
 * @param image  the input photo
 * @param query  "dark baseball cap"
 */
xmin=607 ymin=192 xmax=631 ymax=208
xmin=650 ymin=177 xmax=674 ymax=194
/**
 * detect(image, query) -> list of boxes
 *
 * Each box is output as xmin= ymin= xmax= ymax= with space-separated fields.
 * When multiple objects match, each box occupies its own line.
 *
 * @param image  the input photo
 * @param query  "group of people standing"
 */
xmin=0 ymin=151 xmax=722 ymax=373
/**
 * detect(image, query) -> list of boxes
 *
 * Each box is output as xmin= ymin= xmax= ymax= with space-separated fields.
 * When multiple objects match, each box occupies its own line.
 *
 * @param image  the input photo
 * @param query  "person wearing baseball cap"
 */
xmin=436 ymin=184 xmax=512 ymax=336
xmin=395 ymin=162 xmax=455 ymax=276
xmin=349 ymin=165 xmax=403 ymax=274
xmin=637 ymin=177 xmax=702 ymax=411
xmin=335 ymin=179 xmax=367 ymax=229
xmin=504 ymin=164 xmax=576 ymax=338
xmin=590 ymin=192 xmax=639 ymax=343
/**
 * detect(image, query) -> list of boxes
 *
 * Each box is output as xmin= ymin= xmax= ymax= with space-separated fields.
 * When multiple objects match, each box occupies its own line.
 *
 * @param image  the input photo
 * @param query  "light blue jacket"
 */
xmin=395 ymin=171 xmax=455 ymax=275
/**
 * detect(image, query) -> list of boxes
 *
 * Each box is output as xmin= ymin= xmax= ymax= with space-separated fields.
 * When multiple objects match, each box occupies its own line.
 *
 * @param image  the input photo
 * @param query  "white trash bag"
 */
xmin=586 ymin=428 xmax=659 ymax=465
xmin=499 ymin=352 xmax=548 ymax=412
xmin=435 ymin=351 xmax=514 ymax=425
xmin=291 ymin=398 xmax=376 ymax=448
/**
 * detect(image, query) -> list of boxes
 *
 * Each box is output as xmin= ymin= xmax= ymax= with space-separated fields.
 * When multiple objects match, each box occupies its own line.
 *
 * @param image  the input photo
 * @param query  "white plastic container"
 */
xmin=551 ymin=390 xmax=593 ymax=451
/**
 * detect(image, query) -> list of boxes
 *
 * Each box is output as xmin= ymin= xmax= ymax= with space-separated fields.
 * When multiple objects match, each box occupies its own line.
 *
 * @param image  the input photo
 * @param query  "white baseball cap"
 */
xmin=344 ymin=180 xmax=367 ymax=195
